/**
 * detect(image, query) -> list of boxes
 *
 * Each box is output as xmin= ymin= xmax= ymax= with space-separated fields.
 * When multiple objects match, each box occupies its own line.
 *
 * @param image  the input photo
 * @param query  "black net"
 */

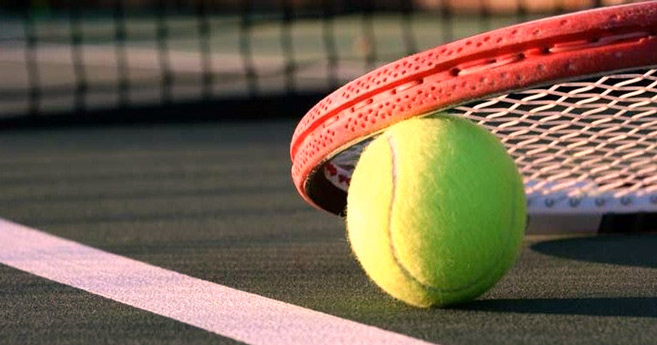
xmin=0 ymin=0 xmax=633 ymax=124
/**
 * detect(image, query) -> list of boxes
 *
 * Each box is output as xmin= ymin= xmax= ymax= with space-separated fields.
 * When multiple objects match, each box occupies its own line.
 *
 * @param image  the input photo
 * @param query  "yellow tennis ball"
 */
xmin=346 ymin=114 xmax=526 ymax=308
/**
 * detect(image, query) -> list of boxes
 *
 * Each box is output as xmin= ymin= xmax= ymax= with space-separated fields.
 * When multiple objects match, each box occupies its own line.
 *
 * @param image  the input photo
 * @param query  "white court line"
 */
xmin=0 ymin=219 xmax=435 ymax=345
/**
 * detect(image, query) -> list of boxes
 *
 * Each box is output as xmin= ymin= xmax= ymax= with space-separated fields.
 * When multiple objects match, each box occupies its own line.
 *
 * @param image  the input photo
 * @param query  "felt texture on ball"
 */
xmin=346 ymin=114 xmax=526 ymax=308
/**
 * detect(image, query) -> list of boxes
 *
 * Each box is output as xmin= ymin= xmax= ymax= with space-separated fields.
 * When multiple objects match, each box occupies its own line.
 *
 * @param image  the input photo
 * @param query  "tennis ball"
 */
xmin=346 ymin=114 xmax=526 ymax=308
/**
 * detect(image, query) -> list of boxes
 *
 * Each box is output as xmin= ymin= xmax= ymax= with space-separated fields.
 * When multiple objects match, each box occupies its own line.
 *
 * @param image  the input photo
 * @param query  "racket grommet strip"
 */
xmin=650 ymin=195 xmax=657 ymax=205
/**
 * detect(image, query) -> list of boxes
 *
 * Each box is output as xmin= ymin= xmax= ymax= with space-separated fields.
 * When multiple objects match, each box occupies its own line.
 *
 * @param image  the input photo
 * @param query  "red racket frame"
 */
xmin=290 ymin=2 xmax=657 ymax=215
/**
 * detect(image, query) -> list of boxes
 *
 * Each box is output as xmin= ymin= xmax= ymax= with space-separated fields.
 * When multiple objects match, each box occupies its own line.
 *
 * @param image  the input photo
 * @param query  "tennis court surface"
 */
xmin=1 ymin=1 xmax=656 ymax=345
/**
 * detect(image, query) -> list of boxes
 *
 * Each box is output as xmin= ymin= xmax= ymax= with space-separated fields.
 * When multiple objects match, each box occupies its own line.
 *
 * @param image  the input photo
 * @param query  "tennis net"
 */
xmin=0 ymin=0 xmax=633 ymax=123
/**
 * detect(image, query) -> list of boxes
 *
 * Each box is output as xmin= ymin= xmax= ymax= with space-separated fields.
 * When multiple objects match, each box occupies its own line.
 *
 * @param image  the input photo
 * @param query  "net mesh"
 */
xmin=0 ymin=0 xmax=639 ymax=121
xmin=326 ymin=68 xmax=657 ymax=214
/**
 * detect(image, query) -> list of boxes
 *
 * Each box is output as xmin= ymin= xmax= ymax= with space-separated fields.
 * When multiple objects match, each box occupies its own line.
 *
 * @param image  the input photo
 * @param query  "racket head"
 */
xmin=290 ymin=2 xmax=657 ymax=223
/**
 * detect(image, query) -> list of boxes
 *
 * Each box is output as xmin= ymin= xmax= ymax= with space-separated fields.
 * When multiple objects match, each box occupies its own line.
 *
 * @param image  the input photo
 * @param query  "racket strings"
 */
xmin=327 ymin=68 xmax=657 ymax=212
xmin=454 ymin=68 xmax=657 ymax=201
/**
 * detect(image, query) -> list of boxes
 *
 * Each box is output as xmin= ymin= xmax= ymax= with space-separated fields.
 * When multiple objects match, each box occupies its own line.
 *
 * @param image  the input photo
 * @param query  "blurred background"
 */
xmin=0 ymin=0 xmax=643 ymax=125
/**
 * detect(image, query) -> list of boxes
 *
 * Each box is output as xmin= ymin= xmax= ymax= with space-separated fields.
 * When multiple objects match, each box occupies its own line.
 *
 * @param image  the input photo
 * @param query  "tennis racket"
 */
xmin=290 ymin=2 xmax=657 ymax=234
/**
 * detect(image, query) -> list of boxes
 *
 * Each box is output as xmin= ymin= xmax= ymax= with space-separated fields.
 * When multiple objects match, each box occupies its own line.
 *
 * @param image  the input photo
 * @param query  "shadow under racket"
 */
xmin=530 ymin=233 xmax=657 ymax=268
xmin=454 ymin=296 xmax=657 ymax=318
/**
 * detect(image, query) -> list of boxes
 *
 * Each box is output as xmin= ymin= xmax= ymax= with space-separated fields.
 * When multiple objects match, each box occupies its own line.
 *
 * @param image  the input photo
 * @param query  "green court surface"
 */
xmin=1 ymin=120 xmax=656 ymax=345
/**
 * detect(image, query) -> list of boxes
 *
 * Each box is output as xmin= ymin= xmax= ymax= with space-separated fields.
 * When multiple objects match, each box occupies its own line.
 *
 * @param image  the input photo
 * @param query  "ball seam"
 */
xmin=386 ymin=134 xmax=442 ymax=294
xmin=385 ymin=130 xmax=521 ymax=296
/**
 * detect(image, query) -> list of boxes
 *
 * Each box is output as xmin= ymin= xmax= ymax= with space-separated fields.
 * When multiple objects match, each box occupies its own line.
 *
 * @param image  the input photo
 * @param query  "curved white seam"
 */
xmin=385 ymin=134 xmax=519 ymax=296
